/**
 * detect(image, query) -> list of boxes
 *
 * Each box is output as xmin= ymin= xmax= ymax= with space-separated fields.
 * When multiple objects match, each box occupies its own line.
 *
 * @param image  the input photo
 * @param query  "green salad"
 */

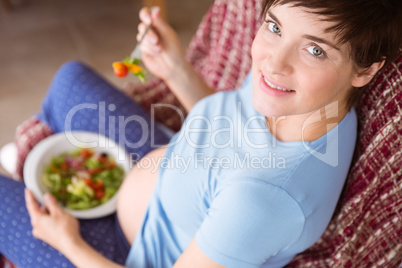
xmin=42 ymin=148 xmax=124 ymax=210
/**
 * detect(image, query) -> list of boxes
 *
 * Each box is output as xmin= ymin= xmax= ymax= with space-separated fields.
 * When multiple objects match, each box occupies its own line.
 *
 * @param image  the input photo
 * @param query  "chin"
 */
xmin=252 ymin=95 xmax=287 ymax=117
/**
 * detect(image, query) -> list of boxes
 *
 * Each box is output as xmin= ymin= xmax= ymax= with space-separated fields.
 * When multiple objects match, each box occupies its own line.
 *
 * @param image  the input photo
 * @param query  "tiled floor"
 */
xmin=0 ymin=0 xmax=212 ymax=176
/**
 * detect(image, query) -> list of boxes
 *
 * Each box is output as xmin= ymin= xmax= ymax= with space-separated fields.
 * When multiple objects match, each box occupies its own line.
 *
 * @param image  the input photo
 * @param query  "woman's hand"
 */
xmin=25 ymin=188 xmax=81 ymax=252
xmin=137 ymin=6 xmax=215 ymax=112
xmin=25 ymin=189 xmax=123 ymax=268
xmin=138 ymin=6 xmax=187 ymax=82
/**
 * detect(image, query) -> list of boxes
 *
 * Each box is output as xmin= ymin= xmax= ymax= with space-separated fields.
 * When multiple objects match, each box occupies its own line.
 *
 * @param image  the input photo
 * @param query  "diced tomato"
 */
xmin=94 ymin=189 xmax=105 ymax=200
xmin=93 ymin=180 xmax=104 ymax=190
xmin=84 ymin=178 xmax=94 ymax=187
xmin=88 ymin=168 xmax=101 ymax=175
xmin=88 ymin=163 xmax=116 ymax=174
xmin=98 ymin=156 xmax=108 ymax=163
xmin=80 ymin=149 xmax=93 ymax=158
xmin=60 ymin=162 xmax=69 ymax=170
xmin=84 ymin=178 xmax=104 ymax=193
xmin=108 ymin=162 xmax=116 ymax=169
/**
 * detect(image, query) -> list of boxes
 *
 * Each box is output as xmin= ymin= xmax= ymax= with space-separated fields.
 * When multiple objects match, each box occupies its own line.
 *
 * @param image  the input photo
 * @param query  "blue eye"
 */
xmin=307 ymin=46 xmax=324 ymax=57
xmin=267 ymin=22 xmax=281 ymax=34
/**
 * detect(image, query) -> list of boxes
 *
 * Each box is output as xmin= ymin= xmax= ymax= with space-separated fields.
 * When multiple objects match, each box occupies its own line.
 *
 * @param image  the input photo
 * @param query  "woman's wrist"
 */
xmin=163 ymin=57 xmax=192 ymax=86
xmin=63 ymin=233 xmax=86 ymax=258
xmin=162 ymin=59 xmax=215 ymax=112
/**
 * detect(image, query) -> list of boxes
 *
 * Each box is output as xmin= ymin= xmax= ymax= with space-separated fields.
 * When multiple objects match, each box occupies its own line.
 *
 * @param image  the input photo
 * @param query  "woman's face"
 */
xmin=251 ymin=4 xmax=358 ymax=117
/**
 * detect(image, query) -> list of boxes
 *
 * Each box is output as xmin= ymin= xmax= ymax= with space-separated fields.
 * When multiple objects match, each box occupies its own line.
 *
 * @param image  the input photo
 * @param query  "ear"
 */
xmin=351 ymin=60 xmax=385 ymax=88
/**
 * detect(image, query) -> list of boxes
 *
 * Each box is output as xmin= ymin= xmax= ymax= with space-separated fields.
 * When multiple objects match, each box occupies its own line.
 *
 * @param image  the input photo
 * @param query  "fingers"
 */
xmin=137 ymin=6 xmax=167 ymax=48
xmin=25 ymin=188 xmax=42 ymax=221
xmin=139 ymin=6 xmax=153 ymax=25
xmin=40 ymin=205 xmax=49 ymax=213
xmin=25 ymin=189 xmax=61 ymax=220
xmin=145 ymin=7 xmax=171 ymax=37
xmin=137 ymin=24 xmax=162 ymax=54
xmin=149 ymin=7 xmax=168 ymax=32
xmin=137 ymin=23 xmax=158 ymax=44
xmin=43 ymin=193 xmax=62 ymax=216
xmin=137 ymin=7 xmax=160 ymax=45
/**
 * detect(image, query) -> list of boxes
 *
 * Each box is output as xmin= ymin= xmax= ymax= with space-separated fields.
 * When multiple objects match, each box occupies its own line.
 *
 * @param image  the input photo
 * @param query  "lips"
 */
xmin=259 ymin=74 xmax=295 ymax=97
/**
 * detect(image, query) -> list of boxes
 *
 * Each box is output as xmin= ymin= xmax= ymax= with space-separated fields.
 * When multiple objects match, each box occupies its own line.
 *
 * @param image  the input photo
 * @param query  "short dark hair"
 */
xmin=260 ymin=0 xmax=402 ymax=109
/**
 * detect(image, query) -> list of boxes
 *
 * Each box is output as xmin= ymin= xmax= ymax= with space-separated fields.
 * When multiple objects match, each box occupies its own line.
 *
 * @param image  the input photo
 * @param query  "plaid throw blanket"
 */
xmin=7 ymin=0 xmax=401 ymax=267
xmin=287 ymin=55 xmax=402 ymax=268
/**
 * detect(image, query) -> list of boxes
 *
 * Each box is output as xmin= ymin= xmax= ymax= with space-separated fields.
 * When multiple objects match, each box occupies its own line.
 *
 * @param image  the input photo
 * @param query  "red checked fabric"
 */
xmin=14 ymin=117 xmax=53 ymax=180
xmin=7 ymin=0 xmax=402 ymax=267
xmin=287 ymin=55 xmax=402 ymax=268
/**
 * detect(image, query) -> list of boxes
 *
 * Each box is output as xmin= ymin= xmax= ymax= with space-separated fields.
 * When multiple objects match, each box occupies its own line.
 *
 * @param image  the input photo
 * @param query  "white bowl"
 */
xmin=24 ymin=131 xmax=131 ymax=219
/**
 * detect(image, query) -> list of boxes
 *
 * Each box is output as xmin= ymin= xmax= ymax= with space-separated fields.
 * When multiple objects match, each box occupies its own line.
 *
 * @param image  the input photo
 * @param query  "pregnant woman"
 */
xmin=1 ymin=0 xmax=401 ymax=267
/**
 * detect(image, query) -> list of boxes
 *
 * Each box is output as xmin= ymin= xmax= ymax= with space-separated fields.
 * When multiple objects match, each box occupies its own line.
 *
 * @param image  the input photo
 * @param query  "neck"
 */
xmin=265 ymin=103 xmax=349 ymax=142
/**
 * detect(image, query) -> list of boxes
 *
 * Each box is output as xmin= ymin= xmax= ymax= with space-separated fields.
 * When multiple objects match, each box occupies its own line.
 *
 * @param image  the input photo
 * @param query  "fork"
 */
xmin=130 ymin=6 xmax=157 ymax=59
xmin=130 ymin=24 xmax=151 ymax=59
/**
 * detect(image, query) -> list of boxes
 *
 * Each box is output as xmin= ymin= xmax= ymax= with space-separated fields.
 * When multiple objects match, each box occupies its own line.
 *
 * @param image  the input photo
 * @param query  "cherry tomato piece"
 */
xmin=93 ymin=180 xmax=104 ymax=190
xmin=84 ymin=178 xmax=94 ymax=187
xmin=112 ymin=62 xmax=129 ymax=78
xmin=80 ymin=148 xmax=93 ymax=158
xmin=60 ymin=162 xmax=69 ymax=170
xmin=95 ymin=189 xmax=105 ymax=200
xmin=98 ymin=156 xmax=108 ymax=163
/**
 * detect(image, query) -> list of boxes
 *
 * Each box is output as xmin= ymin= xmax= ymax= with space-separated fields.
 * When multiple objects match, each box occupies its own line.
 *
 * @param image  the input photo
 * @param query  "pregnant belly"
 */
xmin=116 ymin=146 xmax=168 ymax=245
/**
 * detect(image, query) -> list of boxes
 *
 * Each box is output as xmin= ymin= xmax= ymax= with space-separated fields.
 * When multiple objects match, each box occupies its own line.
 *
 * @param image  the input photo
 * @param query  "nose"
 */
xmin=266 ymin=44 xmax=294 ymax=76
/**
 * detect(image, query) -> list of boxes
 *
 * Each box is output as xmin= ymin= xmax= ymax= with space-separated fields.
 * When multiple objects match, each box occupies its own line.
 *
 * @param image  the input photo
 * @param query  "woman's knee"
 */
xmin=48 ymin=61 xmax=95 ymax=93
xmin=46 ymin=60 xmax=105 ymax=102
xmin=56 ymin=60 xmax=92 ymax=77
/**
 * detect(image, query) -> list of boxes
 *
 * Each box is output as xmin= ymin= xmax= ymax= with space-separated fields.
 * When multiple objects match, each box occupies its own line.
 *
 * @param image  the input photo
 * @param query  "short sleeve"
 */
xmin=195 ymin=179 xmax=305 ymax=268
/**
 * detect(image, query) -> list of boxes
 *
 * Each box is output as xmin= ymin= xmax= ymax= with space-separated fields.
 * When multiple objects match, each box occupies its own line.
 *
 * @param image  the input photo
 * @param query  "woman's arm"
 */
xmin=174 ymin=239 xmax=224 ymax=268
xmin=63 ymin=238 xmax=123 ymax=268
xmin=25 ymin=189 xmax=123 ymax=268
xmin=138 ymin=7 xmax=215 ymax=112
xmin=164 ymin=61 xmax=215 ymax=112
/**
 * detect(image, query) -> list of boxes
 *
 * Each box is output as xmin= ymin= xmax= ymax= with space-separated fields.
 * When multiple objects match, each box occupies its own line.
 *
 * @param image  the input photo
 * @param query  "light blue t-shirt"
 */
xmin=125 ymin=73 xmax=357 ymax=268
